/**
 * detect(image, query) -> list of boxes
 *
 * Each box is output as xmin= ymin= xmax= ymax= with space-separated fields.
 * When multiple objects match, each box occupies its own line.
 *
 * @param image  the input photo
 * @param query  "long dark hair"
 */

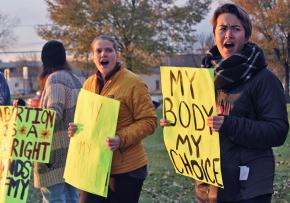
xmin=39 ymin=63 xmax=71 ymax=92
xmin=39 ymin=40 xmax=71 ymax=90
xmin=40 ymin=63 xmax=71 ymax=79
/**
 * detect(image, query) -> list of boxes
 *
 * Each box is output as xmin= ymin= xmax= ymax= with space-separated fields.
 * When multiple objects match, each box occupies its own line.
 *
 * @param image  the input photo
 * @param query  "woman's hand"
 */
xmin=106 ymin=136 xmax=121 ymax=151
xmin=13 ymin=99 xmax=19 ymax=107
xmin=207 ymin=116 xmax=224 ymax=132
xmin=68 ymin=122 xmax=77 ymax=138
xmin=160 ymin=118 xmax=171 ymax=127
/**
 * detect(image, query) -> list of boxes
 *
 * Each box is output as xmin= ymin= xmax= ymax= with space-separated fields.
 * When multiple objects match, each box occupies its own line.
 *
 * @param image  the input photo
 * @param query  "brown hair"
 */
xmin=211 ymin=3 xmax=252 ymax=40
xmin=91 ymin=35 xmax=120 ymax=53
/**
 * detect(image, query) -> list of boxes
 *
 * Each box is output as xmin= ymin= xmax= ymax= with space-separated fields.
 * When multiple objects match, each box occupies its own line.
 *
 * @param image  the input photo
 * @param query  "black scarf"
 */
xmin=201 ymin=42 xmax=267 ymax=91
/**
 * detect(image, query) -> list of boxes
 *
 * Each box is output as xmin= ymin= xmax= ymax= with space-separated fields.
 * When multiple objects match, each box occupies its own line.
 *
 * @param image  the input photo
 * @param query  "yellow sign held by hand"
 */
xmin=161 ymin=66 xmax=223 ymax=188
xmin=64 ymin=88 xmax=120 ymax=197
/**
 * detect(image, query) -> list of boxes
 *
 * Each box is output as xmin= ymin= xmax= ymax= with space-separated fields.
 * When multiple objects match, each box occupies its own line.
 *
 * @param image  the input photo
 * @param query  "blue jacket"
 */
xmin=0 ymin=72 xmax=11 ymax=105
xmin=217 ymin=68 xmax=288 ymax=201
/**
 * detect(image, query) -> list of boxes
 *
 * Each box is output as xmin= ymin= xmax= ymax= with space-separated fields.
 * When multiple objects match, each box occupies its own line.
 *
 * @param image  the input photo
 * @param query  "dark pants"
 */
xmin=221 ymin=194 xmax=272 ymax=203
xmin=81 ymin=174 xmax=145 ymax=203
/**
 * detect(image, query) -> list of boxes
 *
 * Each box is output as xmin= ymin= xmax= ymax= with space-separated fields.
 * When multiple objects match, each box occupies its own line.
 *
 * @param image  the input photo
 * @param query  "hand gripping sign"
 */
xmin=64 ymin=89 xmax=120 ymax=197
xmin=161 ymin=67 xmax=223 ymax=188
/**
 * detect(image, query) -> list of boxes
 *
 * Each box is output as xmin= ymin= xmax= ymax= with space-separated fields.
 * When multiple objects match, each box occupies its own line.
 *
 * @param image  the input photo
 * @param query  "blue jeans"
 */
xmin=41 ymin=183 xmax=79 ymax=203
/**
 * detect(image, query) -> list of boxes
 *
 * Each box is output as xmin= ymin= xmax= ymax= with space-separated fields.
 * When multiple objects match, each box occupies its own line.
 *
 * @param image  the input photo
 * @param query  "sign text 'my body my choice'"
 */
xmin=162 ymin=68 xmax=223 ymax=187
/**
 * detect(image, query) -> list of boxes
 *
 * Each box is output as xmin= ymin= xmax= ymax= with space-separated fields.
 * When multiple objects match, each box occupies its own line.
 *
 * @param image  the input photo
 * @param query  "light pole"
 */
xmin=22 ymin=66 xmax=28 ymax=95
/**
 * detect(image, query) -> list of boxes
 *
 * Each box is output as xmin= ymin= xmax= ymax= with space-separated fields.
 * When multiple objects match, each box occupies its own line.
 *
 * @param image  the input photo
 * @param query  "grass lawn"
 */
xmin=28 ymin=107 xmax=290 ymax=203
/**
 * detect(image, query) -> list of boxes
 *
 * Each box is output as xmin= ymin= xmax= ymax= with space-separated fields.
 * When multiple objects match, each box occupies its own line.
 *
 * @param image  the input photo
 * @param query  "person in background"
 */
xmin=13 ymin=98 xmax=26 ymax=106
xmin=34 ymin=40 xmax=82 ymax=203
xmin=161 ymin=3 xmax=288 ymax=203
xmin=68 ymin=35 xmax=157 ymax=203
xmin=0 ymin=71 xmax=11 ymax=105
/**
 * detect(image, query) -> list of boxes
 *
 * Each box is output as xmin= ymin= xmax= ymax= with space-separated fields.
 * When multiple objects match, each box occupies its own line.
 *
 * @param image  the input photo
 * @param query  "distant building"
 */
xmin=0 ymin=61 xmax=42 ymax=96
xmin=0 ymin=60 xmax=87 ymax=97
xmin=139 ymin=53 xmax=204 ymax=94
xmin=0 ymin=54 xmax=204 ymax=97
xmin=139 ymin=68 xmax=161 ymax=94
xmin=163 ymin=53 xmax=204 ymax=68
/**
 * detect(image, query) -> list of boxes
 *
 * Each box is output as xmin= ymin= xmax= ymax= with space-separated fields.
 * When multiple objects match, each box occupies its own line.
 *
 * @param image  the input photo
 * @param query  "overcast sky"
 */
xmin=0 ymin=0 xmax=218 ymax=62
xmin=0 ymin=0 xmax=50 ymax=60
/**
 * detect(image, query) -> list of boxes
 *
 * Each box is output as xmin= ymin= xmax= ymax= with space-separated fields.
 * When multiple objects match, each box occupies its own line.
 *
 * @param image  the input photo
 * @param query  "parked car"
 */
xmin=151 ymin=95 xmax=162 ymax=109
xmin=26 ymin=91 xmax=41 ymax=107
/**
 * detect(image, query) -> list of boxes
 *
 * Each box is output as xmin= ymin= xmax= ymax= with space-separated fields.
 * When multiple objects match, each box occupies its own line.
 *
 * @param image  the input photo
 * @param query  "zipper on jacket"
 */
xmin=100 ymin=80 xmax=112 ymax=96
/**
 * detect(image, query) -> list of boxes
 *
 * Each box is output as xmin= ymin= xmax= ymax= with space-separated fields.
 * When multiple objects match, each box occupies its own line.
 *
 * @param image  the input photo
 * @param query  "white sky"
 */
xmin=0 ymin=0 xmax=219 ymax=62
xmin=0 ymin=0 xmax=50 ymax=61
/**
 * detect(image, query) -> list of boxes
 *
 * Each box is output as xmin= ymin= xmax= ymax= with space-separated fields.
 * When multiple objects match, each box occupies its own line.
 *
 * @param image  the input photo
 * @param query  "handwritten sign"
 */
xmin=0 ymin=106 xmax=55 ymax=203
xmin=0 ymin=159 xmax=32 ymax=203
xmin=161 ymin=67 xmax=223 ymax=187
xmin=64 ymin=88 xmax=120 ymax=197
xmin=0 ymin=106 xmax=55 ymax=163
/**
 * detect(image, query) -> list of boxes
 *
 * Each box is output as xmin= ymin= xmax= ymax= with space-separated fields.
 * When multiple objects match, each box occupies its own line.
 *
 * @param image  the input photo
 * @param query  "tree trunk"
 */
xmin=125 ymin=54 xmax=133 ymax=71
xmin=123 ymin=49 xmax=133 ymax=71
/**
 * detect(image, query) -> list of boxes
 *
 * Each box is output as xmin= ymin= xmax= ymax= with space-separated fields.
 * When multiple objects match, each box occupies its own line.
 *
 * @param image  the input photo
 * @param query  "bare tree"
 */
xmin=16 ymin=53 xmax=39 ymax=62
xmin=0 ymin=11 xmax=18 ymax=50
xmin=196 ymin=32 xmax=215 ymax=54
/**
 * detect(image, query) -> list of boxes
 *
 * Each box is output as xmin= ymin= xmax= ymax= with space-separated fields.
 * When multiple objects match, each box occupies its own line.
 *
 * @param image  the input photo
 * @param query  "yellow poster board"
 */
xmin=64 ymin=88 xmax=120 ymax=197
xmin=0 ymin=106 xmax=56 ymax=203
xmin=161 ymin=67 xmax=223 ymax=187
xmin=0 ymin=159 xmax=33 ymax=203
xmin=0 ymin=106 xmax=55 ymax=163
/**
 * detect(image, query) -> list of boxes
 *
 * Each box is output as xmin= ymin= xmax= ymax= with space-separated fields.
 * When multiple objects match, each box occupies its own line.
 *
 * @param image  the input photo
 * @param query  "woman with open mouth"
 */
xmin=68 ymin=35 xmax=157 ymax=203
xmin=161 ymin=3 xmax=288 ymax=203
xmin=197 ymin=3 xmax=289 ymax=203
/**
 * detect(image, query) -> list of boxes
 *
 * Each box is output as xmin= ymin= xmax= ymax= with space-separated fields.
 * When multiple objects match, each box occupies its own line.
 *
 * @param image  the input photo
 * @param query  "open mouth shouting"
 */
xmin=224 ymin=42 xmax=234 ymax=49
xmin=100 ymin=60 xmax=109 ymax=66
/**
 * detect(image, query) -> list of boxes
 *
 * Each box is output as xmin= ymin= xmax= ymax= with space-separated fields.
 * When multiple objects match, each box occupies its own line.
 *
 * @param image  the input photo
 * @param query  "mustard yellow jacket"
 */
xmin=83 ymin=67 xmax=157 ymax=174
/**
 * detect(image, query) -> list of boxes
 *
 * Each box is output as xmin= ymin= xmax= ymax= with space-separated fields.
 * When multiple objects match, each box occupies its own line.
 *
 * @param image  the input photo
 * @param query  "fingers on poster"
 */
xmin=161 ymin=67 xmax=224 ymax=188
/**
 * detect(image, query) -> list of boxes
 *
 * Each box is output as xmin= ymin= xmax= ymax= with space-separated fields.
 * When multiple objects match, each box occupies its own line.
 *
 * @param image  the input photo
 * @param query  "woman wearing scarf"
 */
xmin=161 ymin=3 xmax=288 ymax=203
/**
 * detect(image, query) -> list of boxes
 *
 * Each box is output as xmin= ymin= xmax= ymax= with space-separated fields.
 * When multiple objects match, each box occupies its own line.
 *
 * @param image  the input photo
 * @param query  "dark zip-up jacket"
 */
xmin=217 ymin=68 xmax=288 ymax=201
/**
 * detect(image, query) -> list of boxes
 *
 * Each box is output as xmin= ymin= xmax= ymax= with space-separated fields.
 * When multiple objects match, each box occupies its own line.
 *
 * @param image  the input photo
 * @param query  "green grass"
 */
xmin=28 ymin=107 xmax=290 ymax=203
xmin=271 ymin=106 xmax=290 ymax=203
xmin=140 ymin=110 xmax=196 ymax=203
